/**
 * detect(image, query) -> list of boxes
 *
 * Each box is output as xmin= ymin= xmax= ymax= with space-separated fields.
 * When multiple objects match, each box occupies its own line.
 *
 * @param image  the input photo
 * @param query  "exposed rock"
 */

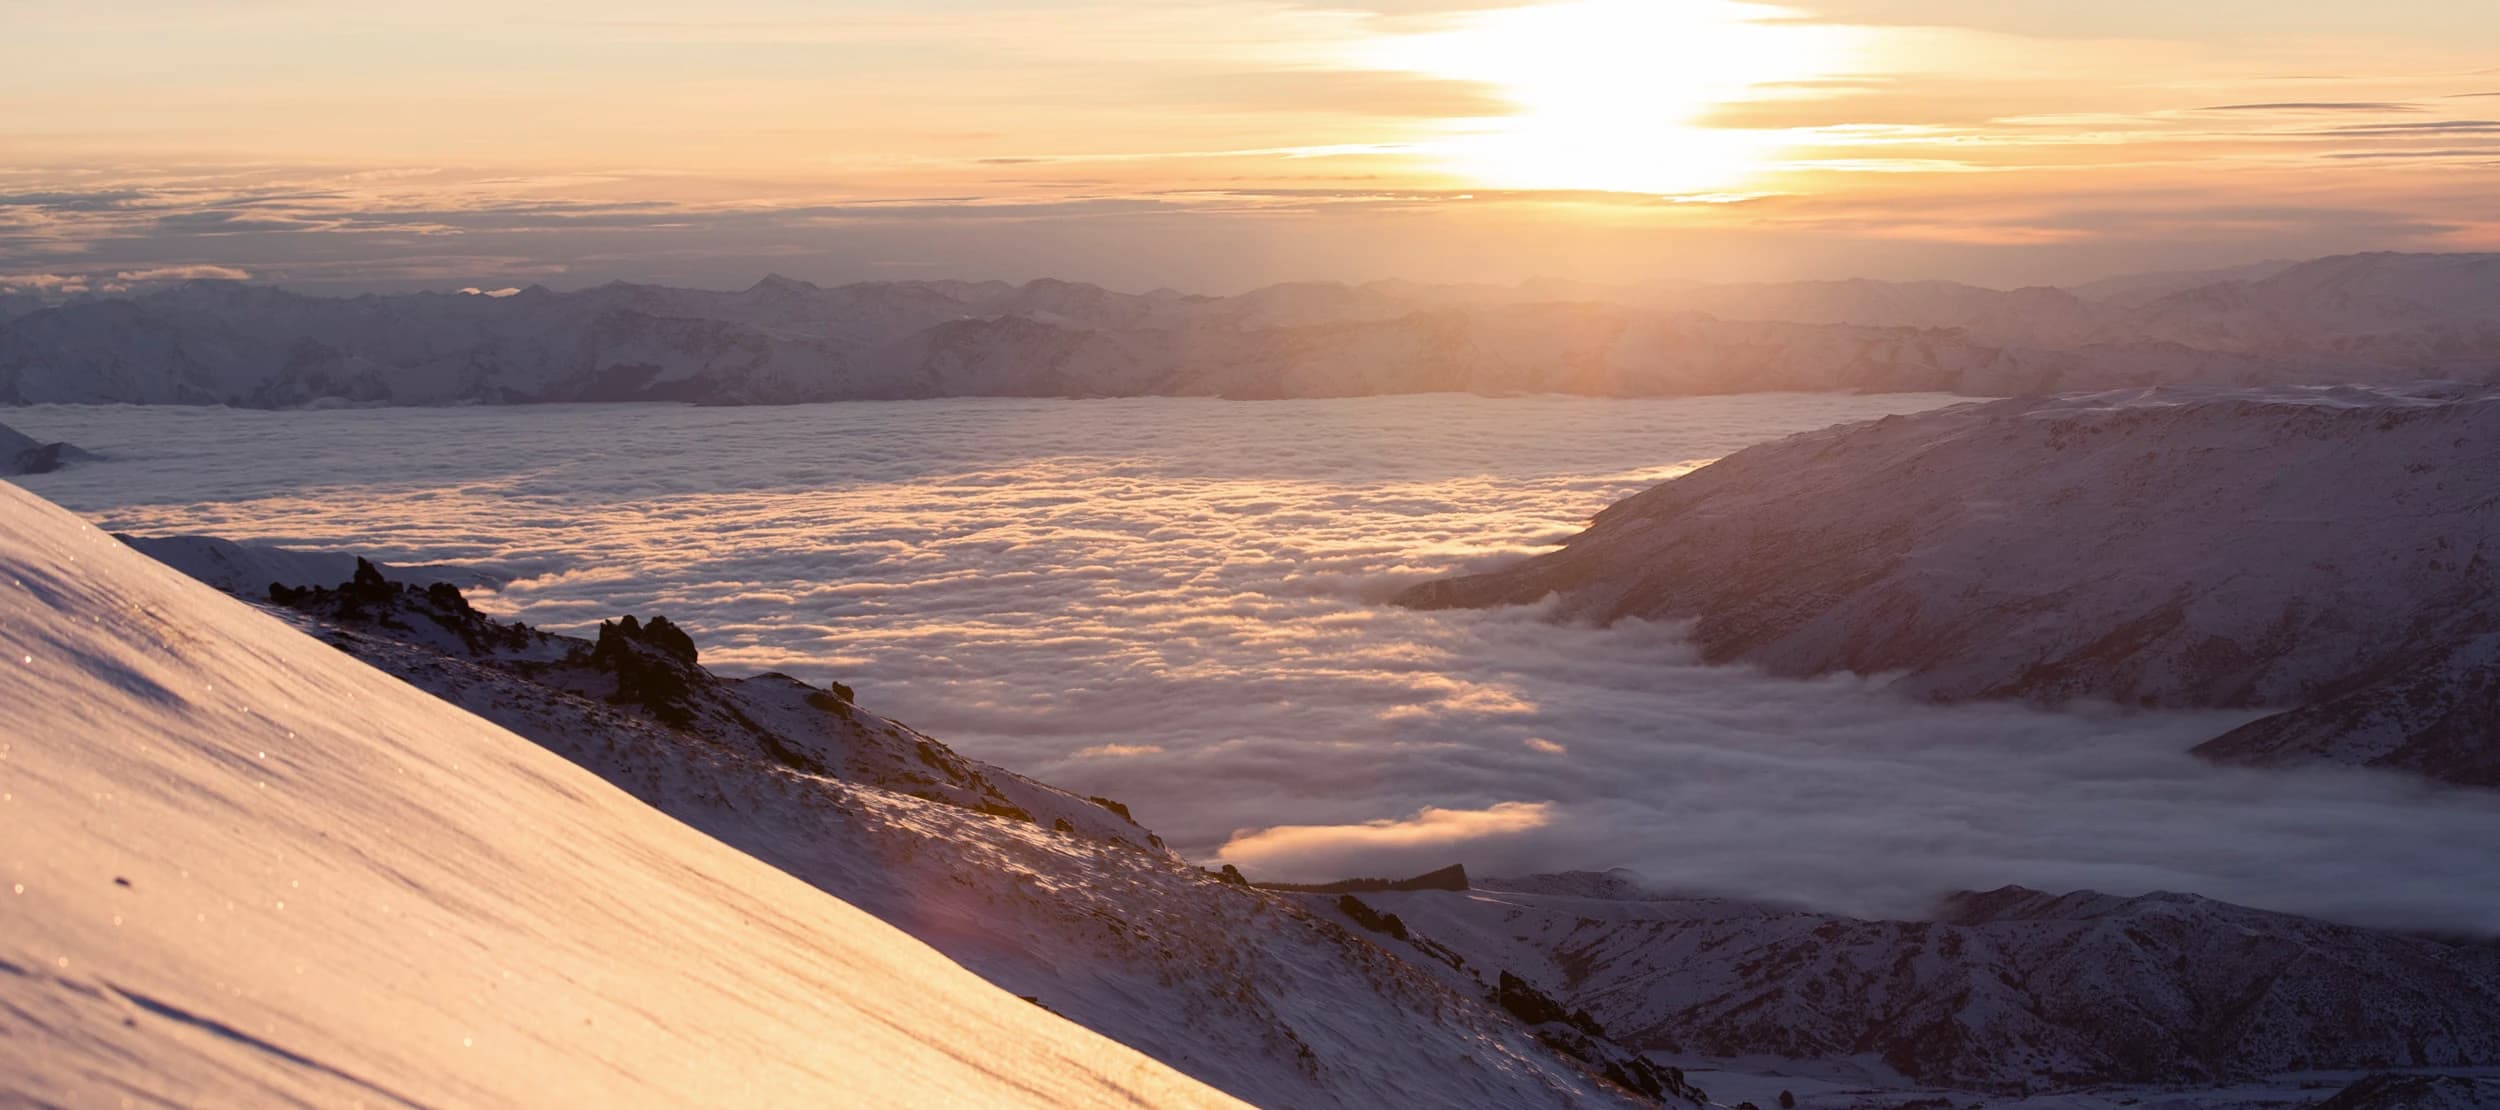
xmin=1253 ymin=864 xmax=1471 ymax=894
xmin=256 ymin=564 xmax=1157 ymax=849
xmin=1338 ymin=895 xmax=1411 ymax=940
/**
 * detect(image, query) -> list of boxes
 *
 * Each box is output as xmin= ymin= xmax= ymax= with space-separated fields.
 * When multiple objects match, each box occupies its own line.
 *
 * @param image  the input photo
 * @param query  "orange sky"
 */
xmin=4 ymin=0 xmax=2497 ymax=293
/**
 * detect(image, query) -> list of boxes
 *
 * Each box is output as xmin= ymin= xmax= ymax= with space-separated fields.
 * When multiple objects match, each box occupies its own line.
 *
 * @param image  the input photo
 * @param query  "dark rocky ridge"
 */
xmin=261 ymin=558 xmax=1156 ymax=847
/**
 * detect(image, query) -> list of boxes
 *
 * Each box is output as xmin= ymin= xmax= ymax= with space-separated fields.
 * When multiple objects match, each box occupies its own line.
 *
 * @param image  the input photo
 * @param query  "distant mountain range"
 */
xmin=5 ymin=252 xmax=2497 ymax=406
xmin=1400 ymin=382 xmax=2500 ymax=786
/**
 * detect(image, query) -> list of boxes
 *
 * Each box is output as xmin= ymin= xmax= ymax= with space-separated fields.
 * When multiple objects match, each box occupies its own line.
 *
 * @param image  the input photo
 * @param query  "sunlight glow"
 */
xmin=1365 ymin=0 xmax=1861 ymax=195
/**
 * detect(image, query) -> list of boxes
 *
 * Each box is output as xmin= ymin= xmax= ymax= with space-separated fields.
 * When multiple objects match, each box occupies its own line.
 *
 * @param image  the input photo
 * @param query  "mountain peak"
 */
xmin=747 ymin=273 xmax=818 ymax=294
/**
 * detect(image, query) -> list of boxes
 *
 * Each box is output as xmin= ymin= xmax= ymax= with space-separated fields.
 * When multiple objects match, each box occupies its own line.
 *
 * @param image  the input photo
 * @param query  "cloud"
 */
xmin=2196 ymin=101 xmax=2418 ymax=112
xmin=1145 ymin=69 xmax=1509 ymax=118
xmin=1077 ymin=743 xmax=1165 ymax=758
xmin=29 ymin=392 xmax=2500 ymax=935
xmin=0 ymin=272 xmax=88 ymax=294
xmin=114 ymin=265 xmax=251 ymax=283
xmin=2319 ymin=119 xmax=2500 ymax=136
xmin=1522 ymin=737 xmax=1566 ymax=754
xmin=1217 ymin=802 xmax=1554 ymax=875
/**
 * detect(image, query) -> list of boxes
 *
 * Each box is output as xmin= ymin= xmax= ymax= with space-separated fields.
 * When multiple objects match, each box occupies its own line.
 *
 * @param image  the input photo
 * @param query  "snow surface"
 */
xmin=0 ymin=480 xmax=1241 ymax=1108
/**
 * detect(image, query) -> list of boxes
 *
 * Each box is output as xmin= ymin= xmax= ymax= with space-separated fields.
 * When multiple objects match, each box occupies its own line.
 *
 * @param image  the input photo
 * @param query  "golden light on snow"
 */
xmin=1362 ymin=0 xmax=1861 ymax=194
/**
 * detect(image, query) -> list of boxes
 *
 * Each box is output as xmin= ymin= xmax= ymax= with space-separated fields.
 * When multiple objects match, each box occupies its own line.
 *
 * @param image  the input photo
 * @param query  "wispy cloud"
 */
xmin=1218 ymin=802 xmax=1557 ymax=875
xmin=112 ymin=264 xmax=250 ymax=282
xmin=2196 ymin=101 xmax=2419 ymax=112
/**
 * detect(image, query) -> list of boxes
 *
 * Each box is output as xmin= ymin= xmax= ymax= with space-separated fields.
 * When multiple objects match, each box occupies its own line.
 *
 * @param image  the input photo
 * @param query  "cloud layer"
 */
xmin=19 ymin=392 xmax=2500 ymax=933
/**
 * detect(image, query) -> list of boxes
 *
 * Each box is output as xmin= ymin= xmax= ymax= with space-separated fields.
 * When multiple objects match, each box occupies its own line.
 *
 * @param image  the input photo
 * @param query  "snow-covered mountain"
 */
xmin=120 ymin=532 xmax=1672 ymax=1107
xmin=0 ymin=481 xmax=1240 ymax=1108
xmin=7 ymin=252 xmax=2497 ymax=406
xmin=1398 ymin=383 xmax=2500 ymax=784
xmin=1295 ymin=871 xmax=2500 ymax=1095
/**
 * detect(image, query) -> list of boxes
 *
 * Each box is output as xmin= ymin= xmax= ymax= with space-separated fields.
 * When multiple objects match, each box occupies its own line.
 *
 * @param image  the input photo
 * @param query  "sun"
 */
xmin=1363 ymin=0 xmax=1855 ymax=195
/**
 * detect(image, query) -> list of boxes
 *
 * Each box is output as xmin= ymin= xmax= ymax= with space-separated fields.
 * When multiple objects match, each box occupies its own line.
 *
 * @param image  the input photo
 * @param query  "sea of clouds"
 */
xmin=18 ymin=393 xmax=2500 ymax=932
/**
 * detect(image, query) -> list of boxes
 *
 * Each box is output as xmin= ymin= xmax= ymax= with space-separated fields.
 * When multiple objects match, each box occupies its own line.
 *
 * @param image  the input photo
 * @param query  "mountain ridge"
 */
xmin=1395 ymin=382 xmax=2500 ymax=786
xmin=8 ymin=251 xmax=2499 ymax=407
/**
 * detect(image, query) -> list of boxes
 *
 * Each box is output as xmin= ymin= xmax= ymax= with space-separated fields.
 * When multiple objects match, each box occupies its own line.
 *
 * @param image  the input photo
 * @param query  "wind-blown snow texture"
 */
xmin=6 ymin=252 xmax=2499 ymax=406
xmin=1312 ymin=873 xmax=2500 ymax=1094
xmin=1403 ymin=383 xmax=2500 ymax=786
xmin=130 ymin=536 xmax=1664 ymax=1108
xmin=0 ymin=481 xmax=1240 ymax=1108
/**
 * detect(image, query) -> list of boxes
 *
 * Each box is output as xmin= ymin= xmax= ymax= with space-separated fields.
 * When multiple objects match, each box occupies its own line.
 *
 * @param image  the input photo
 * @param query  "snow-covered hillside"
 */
xmin=0 ymin=481 xmax=1240 ymax=1107
xmin=1400 ymin=383 xmax=2500 ymax=783
xmin=122 ymin=530 xmax=1668 ymax=1107
xmin=6 ymin=252 xmax=2497 ymax=406
xmin=1296 ymin=872 xmax=2500 ymax=1095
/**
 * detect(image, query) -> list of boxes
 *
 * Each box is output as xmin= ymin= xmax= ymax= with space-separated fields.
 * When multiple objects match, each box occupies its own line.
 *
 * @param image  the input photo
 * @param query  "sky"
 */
xmin=4 ymin=0 xmax=2498 ymax=294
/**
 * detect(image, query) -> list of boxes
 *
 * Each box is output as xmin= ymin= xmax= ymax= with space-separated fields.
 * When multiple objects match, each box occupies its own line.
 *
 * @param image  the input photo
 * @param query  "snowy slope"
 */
xmin=1299 ymin=874 xmax=2500 ymax=1093
xmin=1399 ymin=383 xmax=2500 ymax=781
xmin=0 ymin=481 xmax=1242 ymax=1108
xmin=2192 ymin=634 xmax=2500 ymax=786
xmin=124 ymin=533 xmax=1661 ymax=1108
xmin=7 ymin=252 xmax=2498 ymax=407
